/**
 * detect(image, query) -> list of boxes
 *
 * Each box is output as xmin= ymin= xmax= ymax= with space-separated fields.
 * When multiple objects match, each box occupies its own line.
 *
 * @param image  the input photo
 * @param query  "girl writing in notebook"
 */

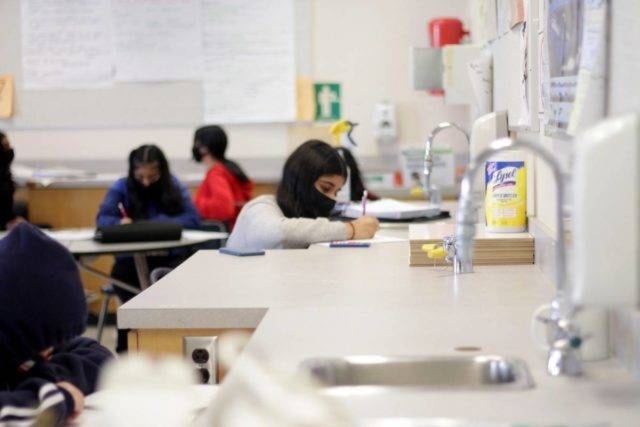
xmin=192 ymin=125 xmax=254 ymax=229
xmin=227 ymin=140 xmax=379 ymax=250
xmin=96 ymin=144 xmax=200 ymax=352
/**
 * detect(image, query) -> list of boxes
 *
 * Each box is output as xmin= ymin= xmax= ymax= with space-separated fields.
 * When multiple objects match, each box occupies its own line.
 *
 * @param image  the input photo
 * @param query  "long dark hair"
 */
xmin=126 ymin=144 xmax=184 ymax=219
xmin=340 ymin=147 xmax=378 ymax=201
xmin=276 ymin=140 xmax=347 ymax=218
xmin=193 ymin=125 xmax=250 ymax=183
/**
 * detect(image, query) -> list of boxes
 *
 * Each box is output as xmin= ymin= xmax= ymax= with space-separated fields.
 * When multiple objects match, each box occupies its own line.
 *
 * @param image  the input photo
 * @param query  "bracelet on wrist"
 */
xmin=347 ymin=222 xmax=356 ymax=239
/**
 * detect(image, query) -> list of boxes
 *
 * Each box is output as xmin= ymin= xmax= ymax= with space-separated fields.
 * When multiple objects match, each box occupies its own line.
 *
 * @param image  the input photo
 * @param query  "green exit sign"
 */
xmin=314 ymin=83 xmax=341 ymax=121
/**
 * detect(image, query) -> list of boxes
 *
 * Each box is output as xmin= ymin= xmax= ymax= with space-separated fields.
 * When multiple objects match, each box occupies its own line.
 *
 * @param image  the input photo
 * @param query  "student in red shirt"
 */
xmin=192 ymin=125 xmax=254 ymax=229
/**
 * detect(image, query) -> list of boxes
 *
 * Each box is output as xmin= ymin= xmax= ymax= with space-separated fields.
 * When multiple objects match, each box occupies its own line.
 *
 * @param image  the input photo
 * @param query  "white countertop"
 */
xmin=118 ymin=227 xmax=640 ymax=425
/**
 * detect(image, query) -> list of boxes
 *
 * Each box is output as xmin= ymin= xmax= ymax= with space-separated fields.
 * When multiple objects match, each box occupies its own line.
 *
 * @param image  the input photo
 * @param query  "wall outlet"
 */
xmin=183 ymin=336 xmax=218 ymax=385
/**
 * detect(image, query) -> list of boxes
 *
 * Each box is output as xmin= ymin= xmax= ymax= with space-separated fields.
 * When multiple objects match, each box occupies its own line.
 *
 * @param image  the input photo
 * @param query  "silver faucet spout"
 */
xmin=456 ymin=137 xmax=580 ymax=376
xmin=424 ymin=122 xmax=470 ymax=202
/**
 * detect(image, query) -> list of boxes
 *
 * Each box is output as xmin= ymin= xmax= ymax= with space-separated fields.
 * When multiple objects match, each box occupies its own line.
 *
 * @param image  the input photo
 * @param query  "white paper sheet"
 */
xmin=473 ymin=0 xmax=498 ymax=45
xmin=20 ymin=0 xmax=113 ymax=89
xmin=567 ymin=0 xmax=607 ymax=135
xmin=111 ymin=0 xmax=203 ymax=82
xmin=44 ymin=228 xmax=95 ymax=241
xmin=467 ymin=48 xmax=494 ymax=116
xmin=182 ymin=230 xmax=229 ymax=241
xmin=545 ymin=0 xmax=583 ymax=133
xmin=201 ymin=0 xmax=296 ymax=123
xmin=341 ymin=199 xmax=441 ymax=220
xmin=494 ymin=25 xmax=530 ymax=130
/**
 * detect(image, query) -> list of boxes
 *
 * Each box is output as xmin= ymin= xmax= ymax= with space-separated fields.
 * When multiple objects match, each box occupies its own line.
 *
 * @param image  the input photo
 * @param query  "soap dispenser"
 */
xmin=572 ymin=113 xmax=640 ymax=309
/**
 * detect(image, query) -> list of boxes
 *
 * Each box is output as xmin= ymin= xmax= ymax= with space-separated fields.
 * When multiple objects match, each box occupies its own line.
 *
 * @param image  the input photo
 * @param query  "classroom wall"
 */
xmin=4 ymin=0 xmax=471 ymax=162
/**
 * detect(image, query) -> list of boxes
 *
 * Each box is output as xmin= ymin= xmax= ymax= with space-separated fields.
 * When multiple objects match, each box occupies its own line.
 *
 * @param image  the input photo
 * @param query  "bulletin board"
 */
xmin=0 ymin=0 xmax=310 ymax=130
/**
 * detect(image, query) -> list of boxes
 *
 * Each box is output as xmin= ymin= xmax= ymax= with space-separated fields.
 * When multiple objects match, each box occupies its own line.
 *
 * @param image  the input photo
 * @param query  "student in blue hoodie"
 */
xmin=0 ymin=223 xmax=113 ymax=426
xmin=96 ymin=144 xmax=200 ymax=351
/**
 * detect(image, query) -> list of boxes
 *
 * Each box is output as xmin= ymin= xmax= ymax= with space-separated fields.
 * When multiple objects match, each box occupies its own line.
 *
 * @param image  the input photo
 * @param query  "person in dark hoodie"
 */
xmin=0 ymin=223 xmax=113 ymax=426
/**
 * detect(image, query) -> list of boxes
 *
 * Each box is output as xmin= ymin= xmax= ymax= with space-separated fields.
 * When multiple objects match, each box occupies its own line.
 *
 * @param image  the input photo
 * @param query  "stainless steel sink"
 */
xmin=301 ymin=355 xmax=534 ymax=391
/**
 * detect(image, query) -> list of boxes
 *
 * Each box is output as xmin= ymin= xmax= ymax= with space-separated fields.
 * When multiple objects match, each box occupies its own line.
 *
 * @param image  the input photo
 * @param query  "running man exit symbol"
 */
xmin=314 ymin=83 xmax=341 ymax=121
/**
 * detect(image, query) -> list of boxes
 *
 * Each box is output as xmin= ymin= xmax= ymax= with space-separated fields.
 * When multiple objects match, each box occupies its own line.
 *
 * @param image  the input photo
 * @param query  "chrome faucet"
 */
xmin=423 ymin=121 xmax=470 ymax=204
xmin=455 ymin=137 xmax=583 ymax=376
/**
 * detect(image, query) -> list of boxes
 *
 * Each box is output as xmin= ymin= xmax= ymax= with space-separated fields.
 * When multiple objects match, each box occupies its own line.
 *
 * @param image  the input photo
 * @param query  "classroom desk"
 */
xmin=118 ymin=240 xmax=640 ymax=424
xmin=50 ymin=229 xmax=228 ymax=292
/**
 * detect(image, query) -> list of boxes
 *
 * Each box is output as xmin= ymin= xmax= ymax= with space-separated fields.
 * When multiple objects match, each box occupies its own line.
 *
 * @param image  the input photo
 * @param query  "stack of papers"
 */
xmin=341 ymin=199 xmax=441 ymax=220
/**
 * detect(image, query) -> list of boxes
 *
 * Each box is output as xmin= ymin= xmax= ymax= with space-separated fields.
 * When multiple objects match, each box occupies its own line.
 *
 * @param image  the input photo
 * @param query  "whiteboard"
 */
xmin=0 ymin=0 xmax=308 ymax=130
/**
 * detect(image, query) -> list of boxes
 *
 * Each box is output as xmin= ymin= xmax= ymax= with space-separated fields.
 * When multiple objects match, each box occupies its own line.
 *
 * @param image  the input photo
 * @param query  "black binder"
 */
xmin=94 ymin=221 xmax=183 ymax=243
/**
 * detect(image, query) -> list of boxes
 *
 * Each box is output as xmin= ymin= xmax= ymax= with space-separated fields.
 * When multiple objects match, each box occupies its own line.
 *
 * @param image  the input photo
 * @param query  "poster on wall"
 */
xmin=20 ymin=0 xmax=113 ymax=89
xmin=567 ymin=0 xmax=608 ymax=135
xmin=111 ymin=0 xmax=203 ymax=82
xmin=543 ymin=0 xmax=584 ymax=134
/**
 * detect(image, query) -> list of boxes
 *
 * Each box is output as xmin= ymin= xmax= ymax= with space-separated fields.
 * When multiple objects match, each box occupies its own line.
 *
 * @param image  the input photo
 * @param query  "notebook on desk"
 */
xmin=340 ymin=198 xmax=441 ymax=220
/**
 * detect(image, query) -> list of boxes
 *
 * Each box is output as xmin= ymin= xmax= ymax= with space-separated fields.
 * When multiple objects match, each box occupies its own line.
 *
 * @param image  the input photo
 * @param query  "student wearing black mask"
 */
xmin=96 ymin=144 xmax=200 ymax=352
xmin=0 ymin=130 xmax=25 ymax=230
xmin=192 ymin=125 xmax=253 ymax=229
xmin=227 ymin=140 xmax=379 ymax=250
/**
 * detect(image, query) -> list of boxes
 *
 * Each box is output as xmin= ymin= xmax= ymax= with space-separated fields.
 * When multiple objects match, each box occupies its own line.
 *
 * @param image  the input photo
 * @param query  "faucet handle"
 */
xmin=547 ymin=331 xmax=583 ymax=376
xmin=532 ymin=305 xmax=584 ymax=377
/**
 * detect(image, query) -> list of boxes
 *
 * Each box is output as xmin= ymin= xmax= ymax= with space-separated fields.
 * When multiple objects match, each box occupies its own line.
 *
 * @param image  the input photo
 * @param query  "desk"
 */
xmin=44 ymin=229 xmax=228 ymax=293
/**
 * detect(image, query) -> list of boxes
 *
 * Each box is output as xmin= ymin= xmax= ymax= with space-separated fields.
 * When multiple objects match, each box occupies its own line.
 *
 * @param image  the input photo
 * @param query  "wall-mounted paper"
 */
xmin=509 ymin=0 xmax=526 ymax=28
xmin=296 ymin=77 xmax=315 ymax=121
xmin=443 ymin=44 xmax=484 ymax=106
xmin=467 ymin=48 xmax=493 ymax=116
xmin=567 ymin=0 xmax=607 ymax=135
xmin=20 ymin=0 xmax=113 ymax=89
xmin=544 ymin=0 xmax=583 ymax=134
xmin=471 ymin=0 xmax=498 ymax=45
xmin=493 ymin=25 xmax=530 ymax=130
xmin=202 ymin=0 xmax=296 ymax=123
xmin=111 ymin=0 xmax=203 ymax=82
xmin=0 ymin=75 xmax=14 ymax=118
xmin=496 ymin=0 xmax=511 ymax=36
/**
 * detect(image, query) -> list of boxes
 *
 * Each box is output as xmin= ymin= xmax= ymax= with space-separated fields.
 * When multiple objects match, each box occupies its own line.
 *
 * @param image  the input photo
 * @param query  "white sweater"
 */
xmin=226 ymin=195 xmax=348 ymax=250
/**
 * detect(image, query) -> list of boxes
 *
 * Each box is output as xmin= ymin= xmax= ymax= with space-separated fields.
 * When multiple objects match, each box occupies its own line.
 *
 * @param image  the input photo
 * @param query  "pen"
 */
xmin=361 ymin=190 xmax=368 ymax=216
xmin=117 ymin=202 xmax=129 ymax=219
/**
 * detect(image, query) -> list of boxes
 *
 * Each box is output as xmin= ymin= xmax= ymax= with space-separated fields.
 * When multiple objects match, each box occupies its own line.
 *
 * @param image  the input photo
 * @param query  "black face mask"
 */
xmin=308 ymin=188 xmax=337 ymax=218
xmin=136 ymin=181 xmax=163 ymax=200
xmin=0 ymin=149 xmax=14 ymax=168
xmin=192 ymin=145 xmax=203 ymax=162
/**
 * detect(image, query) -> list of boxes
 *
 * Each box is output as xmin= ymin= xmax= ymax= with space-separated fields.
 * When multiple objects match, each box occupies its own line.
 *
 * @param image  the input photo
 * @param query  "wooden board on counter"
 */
xmin=409 ymin=222 xmax=534 ymax=266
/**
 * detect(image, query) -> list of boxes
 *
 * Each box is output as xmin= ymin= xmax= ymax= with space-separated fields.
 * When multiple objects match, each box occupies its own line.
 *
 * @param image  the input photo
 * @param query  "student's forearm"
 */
xmin=280 ymin=217 xmax=348 ymax=247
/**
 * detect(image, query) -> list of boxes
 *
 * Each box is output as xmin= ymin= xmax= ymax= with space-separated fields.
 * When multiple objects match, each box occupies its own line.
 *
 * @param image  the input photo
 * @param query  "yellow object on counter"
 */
xmin=410 ymin=186 xmax=424 ymax=198
xmin=421 ymin=244 xmax=446 ymax=260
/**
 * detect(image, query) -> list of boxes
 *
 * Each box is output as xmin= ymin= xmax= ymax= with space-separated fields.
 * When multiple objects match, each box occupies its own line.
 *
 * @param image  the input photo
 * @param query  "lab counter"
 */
xmin=118 ymin=238 xmax=640 ymax=425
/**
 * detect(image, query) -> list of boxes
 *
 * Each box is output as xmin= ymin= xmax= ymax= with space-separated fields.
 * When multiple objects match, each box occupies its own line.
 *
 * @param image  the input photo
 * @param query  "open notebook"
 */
xmin=341 ymin=198 xmax=441 ymax=220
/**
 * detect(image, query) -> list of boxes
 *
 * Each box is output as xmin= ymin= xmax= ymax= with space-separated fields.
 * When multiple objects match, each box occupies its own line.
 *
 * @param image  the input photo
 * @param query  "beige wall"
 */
xmin=6 ymin=0 xmax=471 ymax=161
